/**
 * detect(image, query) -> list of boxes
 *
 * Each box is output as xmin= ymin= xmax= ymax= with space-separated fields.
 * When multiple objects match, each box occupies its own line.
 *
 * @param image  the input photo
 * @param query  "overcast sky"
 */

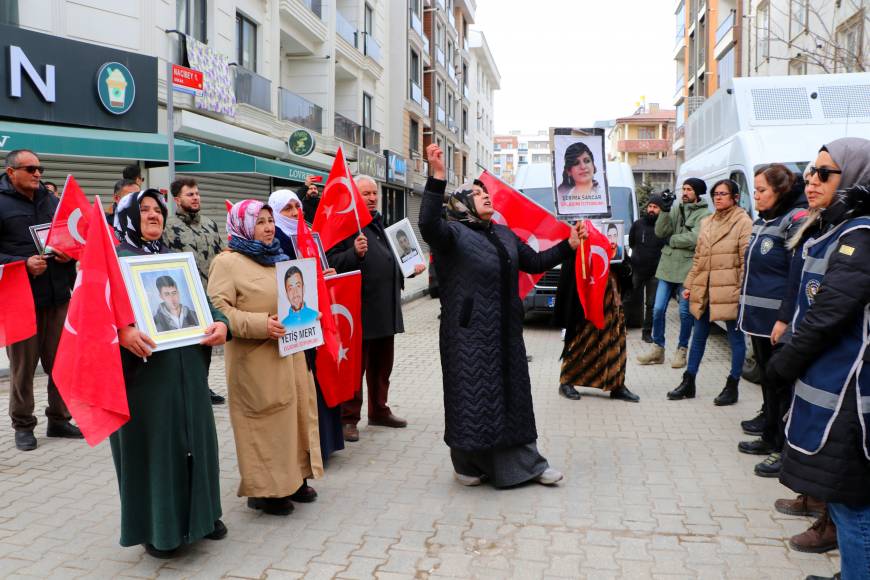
xmin=475 ymin=0 xmax=676 ymax=133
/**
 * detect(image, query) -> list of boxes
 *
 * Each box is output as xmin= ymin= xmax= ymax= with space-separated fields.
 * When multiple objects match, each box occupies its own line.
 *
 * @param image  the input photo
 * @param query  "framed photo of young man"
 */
xmin=384 ymin=218 xmax=425 ymax=277
xmin=275 ymin=258 xmax=323 ymax=357
xmin=289 ymin=232 xmax=330 ymax=270
xmin=590 ymin=219 xmax=625 ymax=264
xmin=119 ymin=252 xmax=213 ymax=351
xmin=551 ymin=129 xmax=610 ymax=219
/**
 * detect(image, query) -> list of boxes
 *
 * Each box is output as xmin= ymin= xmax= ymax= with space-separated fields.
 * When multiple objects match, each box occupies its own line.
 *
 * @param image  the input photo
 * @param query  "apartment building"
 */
xmin=468 ymin=29 xmax=500 ymax=177
xmin=609 ymin=105 xmax=677 ymax=191
xmin=492 ymin=135 xmax=519 ymax=185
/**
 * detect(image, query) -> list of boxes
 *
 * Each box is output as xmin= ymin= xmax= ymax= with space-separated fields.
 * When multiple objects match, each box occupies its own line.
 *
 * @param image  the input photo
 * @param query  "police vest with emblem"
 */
xmin=738 ymin=208 xmax=805 ymax=337
xmin=785 ymin=216 xmax=870 ymax=457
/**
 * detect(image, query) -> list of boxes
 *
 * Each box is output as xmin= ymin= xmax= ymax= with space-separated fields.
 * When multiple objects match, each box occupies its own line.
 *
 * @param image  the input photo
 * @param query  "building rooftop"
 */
xmin=615 ymin=109 xmax=677 ymax=124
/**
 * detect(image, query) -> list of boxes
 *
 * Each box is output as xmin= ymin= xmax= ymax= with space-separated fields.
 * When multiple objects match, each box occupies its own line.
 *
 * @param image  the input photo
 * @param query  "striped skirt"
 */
xmin=559 ymin=278 xmax=626 ymax=392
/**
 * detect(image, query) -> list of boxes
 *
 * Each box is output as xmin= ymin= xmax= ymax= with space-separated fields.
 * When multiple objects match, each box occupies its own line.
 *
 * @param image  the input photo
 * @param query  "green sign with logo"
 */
xmin=288 ymin=129 xmax=315 ymax=157
xmin=96 ymin=62 xmax=136 ymax=115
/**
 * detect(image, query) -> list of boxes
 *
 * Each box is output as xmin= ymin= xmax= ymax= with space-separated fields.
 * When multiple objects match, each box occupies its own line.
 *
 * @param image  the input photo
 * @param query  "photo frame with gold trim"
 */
xmin=119 ymin=252 xmax=213 ymax=351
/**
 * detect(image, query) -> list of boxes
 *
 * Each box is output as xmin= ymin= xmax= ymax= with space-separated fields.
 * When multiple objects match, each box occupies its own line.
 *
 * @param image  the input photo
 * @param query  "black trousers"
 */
xmin=751 ymin=336 xmax=791 ymax=451
xmin=632 ymin=273 xmax=658 ymax=333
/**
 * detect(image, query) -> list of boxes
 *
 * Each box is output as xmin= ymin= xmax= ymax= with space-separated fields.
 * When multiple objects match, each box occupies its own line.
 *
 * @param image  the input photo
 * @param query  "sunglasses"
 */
xmin=808 ymin=166 xmax=842 ymax=182
xmin=13 ymin=165 xmax=45 ymax=175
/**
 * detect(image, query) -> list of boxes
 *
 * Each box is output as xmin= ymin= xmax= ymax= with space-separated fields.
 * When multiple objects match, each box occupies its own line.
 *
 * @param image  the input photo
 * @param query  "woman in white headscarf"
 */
xmin=267 ymin=189 xmax=345 ymax=464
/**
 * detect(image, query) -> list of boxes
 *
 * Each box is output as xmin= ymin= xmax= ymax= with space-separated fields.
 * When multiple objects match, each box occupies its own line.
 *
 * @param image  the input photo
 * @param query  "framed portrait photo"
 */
xmin=590 ymin=219 xmax=626 ymax=264
xmin=289 ymin=232 xmax=330 ymax=270
xmin=552 ymin=129 xmax=611 ymax=219
xmin=119 ymin=252 xmax=214 ymax=351
xmin=275 ymin=258 xmax=323 ymax=357
xmin=384 ymin=218 xmax=425 ymax=277
xmin=29 ymin=223 xmax=53 ymax=255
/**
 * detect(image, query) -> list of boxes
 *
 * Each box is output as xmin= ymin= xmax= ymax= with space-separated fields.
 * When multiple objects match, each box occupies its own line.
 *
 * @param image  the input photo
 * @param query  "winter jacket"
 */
xmin=628 ymin=214 xmax=665 ymax=280
xmin=327 ymin=213 xmax=404 ymax=341
xmin=419 ymin=177 xmax=571 ymax=452
xmin=683 ymin=205 xmax=753 ymax=322
xmin=654 ymin=200 xmax=710 ymax=284
xmin=162 ymin=209 xmax=224 ymax=287
xmin=0 ymin=174 xmax=75 ymax=308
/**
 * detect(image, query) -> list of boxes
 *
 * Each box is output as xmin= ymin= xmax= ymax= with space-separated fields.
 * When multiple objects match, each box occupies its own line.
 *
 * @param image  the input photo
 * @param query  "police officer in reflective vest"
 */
xmin=767 ymin=138 xmax=870 ymax=580
xmin=736 ymin=164 xmax=807 ymax=478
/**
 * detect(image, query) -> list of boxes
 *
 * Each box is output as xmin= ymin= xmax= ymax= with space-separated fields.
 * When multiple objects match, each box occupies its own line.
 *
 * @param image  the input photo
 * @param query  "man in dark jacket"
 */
xmin=628 ymin=193 xmax=666 ymax=343
xmin=299 ymin=175 xmax=321 ymax=222
xmin=327 ymin=175 xmax=425 ymax=442
xmin=0 ymin=150 xmax=81 ymax=451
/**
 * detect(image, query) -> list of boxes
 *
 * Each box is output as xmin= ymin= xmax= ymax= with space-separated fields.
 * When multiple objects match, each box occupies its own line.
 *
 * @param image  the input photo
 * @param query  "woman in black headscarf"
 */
xmin=111 ymin=189 xmax=229 ymax=558
xmin=419 ymin=144 xmax=581 ymax=489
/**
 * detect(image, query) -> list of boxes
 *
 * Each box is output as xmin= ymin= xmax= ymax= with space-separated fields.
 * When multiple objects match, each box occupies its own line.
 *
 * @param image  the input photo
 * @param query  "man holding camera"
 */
xmin=636 ymin=178 xmax=710 ymax=368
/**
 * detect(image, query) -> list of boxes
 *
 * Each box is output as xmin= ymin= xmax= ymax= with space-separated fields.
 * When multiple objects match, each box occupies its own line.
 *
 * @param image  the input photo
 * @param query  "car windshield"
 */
xmin=609 ymin=187 xmax=633 ymax=225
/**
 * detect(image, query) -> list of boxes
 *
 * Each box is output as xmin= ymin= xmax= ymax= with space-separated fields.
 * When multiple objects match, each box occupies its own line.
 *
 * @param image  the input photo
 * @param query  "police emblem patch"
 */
xmin=806 ymin=279 xmax=821 ymax=305
xmin=760 ymin=238 xmax=774 ymax=255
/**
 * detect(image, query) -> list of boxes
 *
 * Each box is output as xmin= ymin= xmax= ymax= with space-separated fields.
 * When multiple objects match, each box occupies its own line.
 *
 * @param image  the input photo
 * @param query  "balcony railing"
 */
xmin=423 ymin=32 xmax=430 ymax=54
xmin=278 ymin=88 xmax=323 ymax=134
xmin=463 ymin=84 xmax=470 ymax=100
xmin=410 ymin=8 xmax=423 ymax=38
xmin=716 ymin=10 xmax=735 ymax=44
xmin=435 ymin=0 xmax=445 ymax=9
xmin=673 ymin=78 xmax=685 ymax=102
xmin=302 ymin=0 xmax=322 ymax=18
xmin=687 ymin=95 xmax=706 ymax=115
xmin=436 ymin=105 xmax=446 ymax=124
xmin=336 ymin=11 xmax=357 ymax=47
xmin=361 ymin=126 xmax=381 ymax=152
xmin=435 ymin=47 xmax=445 ymax=66
xmin=676 ymin=24 xmax=686 ymax=47
xmin=448 ymin=65 xmax=457 ymax=83
xmin=447 ymin=116 xmax=458 ymax=134
xmin=234 ymin=66 xmax=271 ymax=112
xmin=448 ymin=9 xmax=455 ymax=28
xmin=422 ymin=96 xmax=430 ymax=117
xmin=335 ymin=112 xmax=361 ymax=145
xmin=617 ymin=139 xmax=671 ymax=154
xmin=409 ymin=80 xmax=423 ymax=105
xmin=363 ymin=34 xmax=382 ymax=64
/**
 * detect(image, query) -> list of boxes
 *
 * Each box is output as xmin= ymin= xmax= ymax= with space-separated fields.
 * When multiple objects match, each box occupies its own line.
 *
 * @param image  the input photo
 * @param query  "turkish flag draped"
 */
xmin=47 ymin=175 xmax=93 ymax=260
xmin=478 ymin=171 xmax=571 ymax=299
xmin=53 ymin=198 xmax=136 ymax=446
xmin=316 ymin=271 xmax=362 ymax=407
xmin=575 ymin=220 xmax=612 ymax=330
xmin=0 ymin=261 xmax=36 ymax=347
xmin=312 ymin=146 xmax=372 ymax=251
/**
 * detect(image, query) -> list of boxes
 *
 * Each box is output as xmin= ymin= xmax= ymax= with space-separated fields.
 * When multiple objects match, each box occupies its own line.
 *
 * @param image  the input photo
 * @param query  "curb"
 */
xmin=401 ymin=287 xmax=430 ymax=305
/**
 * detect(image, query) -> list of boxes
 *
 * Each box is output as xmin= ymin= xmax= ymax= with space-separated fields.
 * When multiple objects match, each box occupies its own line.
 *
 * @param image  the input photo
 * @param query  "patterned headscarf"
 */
xmin=226 ymin=199 xmax=288 ymax=265
xmin=114 ymin=189 xmax=168 ymax=254
xmin=268 ymin=189 xmax=302 ymax=236
xmin=446 ymin=180 xmax=487 ymax=228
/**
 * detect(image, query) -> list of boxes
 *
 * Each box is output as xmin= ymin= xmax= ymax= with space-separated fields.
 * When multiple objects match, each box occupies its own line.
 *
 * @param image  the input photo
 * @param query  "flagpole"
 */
xmin=579 ymin=221 xmax=587 ymax=279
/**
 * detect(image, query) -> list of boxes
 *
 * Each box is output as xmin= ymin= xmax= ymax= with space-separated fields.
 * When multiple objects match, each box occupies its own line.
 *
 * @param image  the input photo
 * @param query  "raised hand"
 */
xmin=426 ymin=144 xmax=446 ymax=181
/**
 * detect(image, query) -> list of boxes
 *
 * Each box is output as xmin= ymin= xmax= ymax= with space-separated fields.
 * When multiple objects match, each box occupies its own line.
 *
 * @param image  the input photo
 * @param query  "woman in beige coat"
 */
xmin=667 ymin=179 xmax=752 ymax=406
xmin=208 ymin=200 xmax=322 ymax=516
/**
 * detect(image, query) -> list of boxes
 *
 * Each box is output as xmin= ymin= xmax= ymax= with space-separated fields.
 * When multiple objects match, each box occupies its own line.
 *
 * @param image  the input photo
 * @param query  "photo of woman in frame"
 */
xmin=553 ymin=134 xmax=609 ymax=217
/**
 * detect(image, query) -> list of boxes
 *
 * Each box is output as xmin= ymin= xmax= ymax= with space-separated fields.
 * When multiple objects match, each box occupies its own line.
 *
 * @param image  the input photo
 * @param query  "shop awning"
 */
xmin=177 ymin=141 xmax=328 ymax=182
xmin=0 ymin=121 xmax=200 ymax=163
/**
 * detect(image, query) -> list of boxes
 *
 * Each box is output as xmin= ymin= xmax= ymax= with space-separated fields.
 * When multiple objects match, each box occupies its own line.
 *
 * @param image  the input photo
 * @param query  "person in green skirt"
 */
xmin=112 ymin=189 xmax=230 ymax=558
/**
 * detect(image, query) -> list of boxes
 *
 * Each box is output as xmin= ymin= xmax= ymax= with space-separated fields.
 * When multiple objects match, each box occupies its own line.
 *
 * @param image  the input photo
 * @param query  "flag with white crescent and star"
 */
xmin=53 ymin=197 xmax=135 ymax=446
xmin=316 ymin=270 xmax=362 ymax=408
xmin=47 ymin=175 xmax=118 ymax=260
xmin=311 ymin=146 xmax=373 ymax=251
xmin=575 ymin=220 xmax=612 ymax=330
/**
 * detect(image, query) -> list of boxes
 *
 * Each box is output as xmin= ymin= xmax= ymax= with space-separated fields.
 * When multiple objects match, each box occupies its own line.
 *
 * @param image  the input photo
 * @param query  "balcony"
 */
xmin=448 ymin=65 xmax=457 ymax=83
xmin=448 ymin=9 xmax=455 ymax=28
xmin=435 ymin=0 xmax=445 ymax=10
xmin=447 ymin=116 xmax=458 ymax=134
xmin=335 ymin=112 xmax=361 ymax=145
xmin=361 ymin=126 xmax=381 ymax=152
xmin=278 ymin=87 xmax=323 ymax=134
xmin=715 ymin=10 xmax=735 ymax=44
xmin=302 ymin=0 xmax=322 ymax=18
xmin=423 ymin=33 xmax=430 ymax=54
xmin=617 ymin=139 xmax=671 ymax=154
xmin=687 ymin=95 xmax=706 ymax=115
xmin=422 ymin=96 xmax=430 ymax=117
xmin=410 ymin=8 xmax=423 ymax=39
xmin=631 ymin=157 xmax=678 ymax=172
xmin=409 ymin=79 xmax=423 ymax=105
xmin=336 ymin=11 xmax=357 ymax=47
xmin=674 ymin=75 xmax=685 ymax=103
xmin=363 ymin=34 xmax=382 ymax=65
xmin=234 ymin=66 xmax=271 ymax=112
xmin=435 ymin=47 xmax=445 ymax=66
xmin=436 ymin=105 xmax=446 ymax=124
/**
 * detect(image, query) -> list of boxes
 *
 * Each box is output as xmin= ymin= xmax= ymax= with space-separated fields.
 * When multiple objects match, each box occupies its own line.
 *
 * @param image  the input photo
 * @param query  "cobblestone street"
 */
xmin=0 ymin=297 xmax=841 ymax=579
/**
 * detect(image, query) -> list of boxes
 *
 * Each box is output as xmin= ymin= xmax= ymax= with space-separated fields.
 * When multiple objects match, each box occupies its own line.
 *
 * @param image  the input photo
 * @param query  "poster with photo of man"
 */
xmin=552 ymin=130 xmax=610 ymax=218
xmin=275 ymin=258 xmax=323 ymax=357
xmin=384 ymin=218 xmax=425 ymax=277
xmin=590 ymin=219 xmax=625 ymax=264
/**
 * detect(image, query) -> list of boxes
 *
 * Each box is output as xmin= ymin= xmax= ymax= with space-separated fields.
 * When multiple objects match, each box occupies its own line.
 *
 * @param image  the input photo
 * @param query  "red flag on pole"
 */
xmin=46 ymin=175 xmax=94 ymax=260
xmin=298 ymin=208 xmax=340 ymax=360
xmin=53 ymin=197 xmax=136 ymax=446
xmin=575 ymin=220 xmax=612 ymax=330
xmin=316 ymin=271 xmax=362 ymax=407
xmin=478 ymin=171 xmax=571 ymax=299
xmin=0 ymin=261 xmax=36 ymax=347
xmin=312 ymin=146 xmax=372 ymax=251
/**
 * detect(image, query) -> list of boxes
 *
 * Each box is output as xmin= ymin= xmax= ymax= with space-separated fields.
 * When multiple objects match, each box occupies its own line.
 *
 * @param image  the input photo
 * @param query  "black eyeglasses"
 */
xmin=13 ymin=165 xmax=45 ymax=175
xmin=808 ymin=166 xmax=842 ymax=182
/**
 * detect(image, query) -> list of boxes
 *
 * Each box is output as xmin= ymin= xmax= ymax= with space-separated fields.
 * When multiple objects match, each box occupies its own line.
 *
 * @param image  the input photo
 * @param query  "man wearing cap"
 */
xmin=628 ymin=193 xmax=667 ymax=343
xmin=637 ymin=178 xmax=710 ymax=368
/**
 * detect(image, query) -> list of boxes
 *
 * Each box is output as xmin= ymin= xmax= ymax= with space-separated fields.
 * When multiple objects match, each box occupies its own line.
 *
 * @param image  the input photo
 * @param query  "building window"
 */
xmin=410 ymin=49 xmax=420 ymax=84
xmin=837 ymin=12 xmax=865 ymax=73
xmin=756 ymin=1 xmax=769 ymax=66
xmin=789 ymin=55 xmax=807 ymax=76
xmin=638 ymin=127 xmax=656 ymax=139
xmin=410 ymin=0 xmax=420 ymax=19
xmin=409 ymin=119 xmax=419 ymax=155
xmin=789 ymin=0 xmax=807 ymax=39
xmin=363 ymin=93 xmax=373 ymax=129
xmin=718 ymin=46 xmax=735 ymax=86
xmin=177 ymin=0 xmax=207 ymax=43
xmin=236 ymin=13 xmax=257 ymax=71
xmin=364 ymin=3 xmax=373 ymax=36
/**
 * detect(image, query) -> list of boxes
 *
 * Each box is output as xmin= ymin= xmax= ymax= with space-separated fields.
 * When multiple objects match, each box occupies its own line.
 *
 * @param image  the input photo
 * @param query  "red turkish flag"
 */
xmin=47 ymin=175 xmax=96 ymax=260
xmin=575 ymin=220 xmax=612 ymax=330
xmin=316 ymin=271 xmax=362 ymax=407
xmin=53 ymin=198 xmax=136 ymax=446
xmin=478 ymin=171 xmax=571 ymax=299
xmin=0 ymin=261 xmax=36 ymax=347
xmin=298 ymin=208 xmax=340 ymax=361
xmin=312 ymin=146 xmax=372 ymax=251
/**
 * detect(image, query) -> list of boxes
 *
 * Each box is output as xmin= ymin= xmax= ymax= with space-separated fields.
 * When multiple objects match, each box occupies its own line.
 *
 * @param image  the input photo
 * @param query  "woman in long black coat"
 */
xmin=419 ymin=144 xmax=581 ymax=488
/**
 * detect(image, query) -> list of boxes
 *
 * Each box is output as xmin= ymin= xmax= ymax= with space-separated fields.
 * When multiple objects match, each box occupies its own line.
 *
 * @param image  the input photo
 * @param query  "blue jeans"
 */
xmin=828 ymin=502 xmax=870 ymax=580
xmin=686 ymin=309 xmax=746 ymax=379
xmin=651 ymin=280 xmax=693 ymax=349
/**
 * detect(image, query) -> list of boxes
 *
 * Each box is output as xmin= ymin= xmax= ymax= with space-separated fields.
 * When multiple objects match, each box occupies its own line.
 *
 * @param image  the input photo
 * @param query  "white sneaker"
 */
xmin=454 ymin=472 xmax=483 ymax=486
xmin=536 ymin=468 xmax=564 ymax=486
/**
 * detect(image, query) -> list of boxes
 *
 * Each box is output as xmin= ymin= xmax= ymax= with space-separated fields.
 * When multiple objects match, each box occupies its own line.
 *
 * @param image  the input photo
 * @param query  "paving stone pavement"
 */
xmin=0 ymin=298 xmax=842 ymax=579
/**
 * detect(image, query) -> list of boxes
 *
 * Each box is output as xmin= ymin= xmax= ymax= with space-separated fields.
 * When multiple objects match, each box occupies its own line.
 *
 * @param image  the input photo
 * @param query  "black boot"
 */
xmin=641 ymin=329 xmax=653 ymax=343
xmin=559 ymin=383 xmax=581 ymax=400
xmin=714 ymin=376 xmax=739 ymax=406
xmin=667 ymin=372 xmax=696 ymax=400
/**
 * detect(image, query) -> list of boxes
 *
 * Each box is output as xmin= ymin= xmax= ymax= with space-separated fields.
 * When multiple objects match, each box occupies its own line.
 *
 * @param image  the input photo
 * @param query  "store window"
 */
xmin=236 ymin=13 xmax=257 ymax=71
xmin=177 ymin=0 xmax=207 ymax=43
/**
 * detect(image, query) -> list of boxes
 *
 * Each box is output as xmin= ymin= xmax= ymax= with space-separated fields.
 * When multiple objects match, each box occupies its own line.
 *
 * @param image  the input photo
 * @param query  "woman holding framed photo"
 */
xmin=111 ymin=189 xmax=230 ymax=559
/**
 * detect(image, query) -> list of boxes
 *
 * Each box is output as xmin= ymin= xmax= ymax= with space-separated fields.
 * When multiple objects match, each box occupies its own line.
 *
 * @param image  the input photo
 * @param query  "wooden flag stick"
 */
xmin=580 ymin=241 xmax=587 ymax=280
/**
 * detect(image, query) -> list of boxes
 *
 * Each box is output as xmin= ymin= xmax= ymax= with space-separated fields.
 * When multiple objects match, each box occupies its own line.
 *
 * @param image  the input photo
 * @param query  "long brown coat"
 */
xmin=208 ymin=251 xmax=323 ymax=498
xmin=683 ymin=205 xmax=753 ymax=322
